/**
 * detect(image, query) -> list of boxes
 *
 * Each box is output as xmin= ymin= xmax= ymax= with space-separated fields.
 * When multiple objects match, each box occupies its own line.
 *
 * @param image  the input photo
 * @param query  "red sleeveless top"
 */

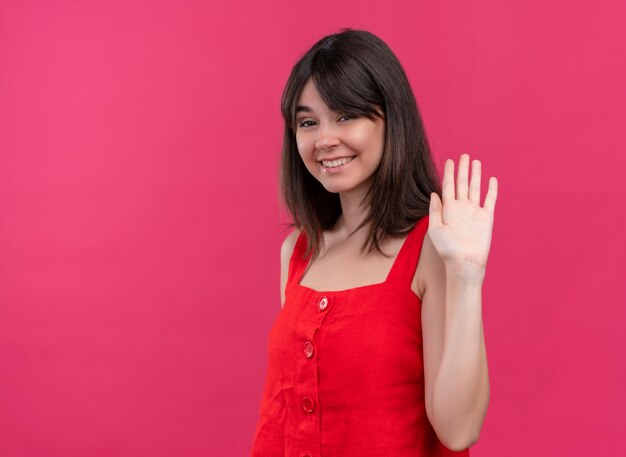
xmin=251 ymin=215 xmax=470 ymax=457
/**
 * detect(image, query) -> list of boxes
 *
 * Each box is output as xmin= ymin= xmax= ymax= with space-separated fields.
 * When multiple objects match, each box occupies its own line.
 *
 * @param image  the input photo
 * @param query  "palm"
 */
xmin=428 ymin=154 xmax=498 ymax=270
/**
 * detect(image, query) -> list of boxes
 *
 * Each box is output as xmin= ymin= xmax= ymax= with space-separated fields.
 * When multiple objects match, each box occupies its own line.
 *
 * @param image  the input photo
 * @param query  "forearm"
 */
xmin=431 ymin=263 xmax=490 ymax=450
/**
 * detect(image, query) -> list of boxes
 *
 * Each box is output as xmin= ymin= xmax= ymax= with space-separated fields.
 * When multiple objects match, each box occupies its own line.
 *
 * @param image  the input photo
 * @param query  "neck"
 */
xmin=335 ymin=188 xmax=371 ymax=238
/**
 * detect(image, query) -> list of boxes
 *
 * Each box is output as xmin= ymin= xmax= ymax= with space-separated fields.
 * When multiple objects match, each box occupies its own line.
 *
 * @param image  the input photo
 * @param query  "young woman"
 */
xmin=251 ymin=28 xmax=498 ymax=457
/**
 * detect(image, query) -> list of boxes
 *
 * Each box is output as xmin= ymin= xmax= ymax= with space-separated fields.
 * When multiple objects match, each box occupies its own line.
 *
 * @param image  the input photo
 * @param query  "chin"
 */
xmin=320 ymin=182 xmax=360 ymax=194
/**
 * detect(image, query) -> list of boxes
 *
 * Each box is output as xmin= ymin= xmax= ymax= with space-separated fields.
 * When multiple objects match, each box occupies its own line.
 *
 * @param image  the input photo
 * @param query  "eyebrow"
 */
xmin=295 ymin=105 xmax=312 ymax=114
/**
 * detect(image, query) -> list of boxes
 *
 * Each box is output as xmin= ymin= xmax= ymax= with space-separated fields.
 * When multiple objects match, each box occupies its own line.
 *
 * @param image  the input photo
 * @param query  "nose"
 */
xmin=315 ymin=122 xmax=340 ymax=151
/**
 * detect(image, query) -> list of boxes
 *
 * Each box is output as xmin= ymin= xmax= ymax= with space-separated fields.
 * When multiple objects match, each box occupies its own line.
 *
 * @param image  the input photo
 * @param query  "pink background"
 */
xmin=1 ymin=1 xmax=624 ymax=456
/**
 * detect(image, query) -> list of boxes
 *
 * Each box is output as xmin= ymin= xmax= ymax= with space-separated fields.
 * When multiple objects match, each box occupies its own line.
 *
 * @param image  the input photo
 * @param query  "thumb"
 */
xmin=429 ymin=192 xmax=442 ymax=228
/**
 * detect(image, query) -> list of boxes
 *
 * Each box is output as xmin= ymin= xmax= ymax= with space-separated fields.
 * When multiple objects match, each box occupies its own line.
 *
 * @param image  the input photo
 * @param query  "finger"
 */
xmin=456 ymin=153 xmax=470 ymax=200
xmin=442 ymin=159 xmax=455 ymax=205
xmin=469 ymin=159 xmax=481 ymax=204
xmin=429 ymin=192 xmax=443 ymax=228
xmin=483 ymin=177 xmax=498 ymax=213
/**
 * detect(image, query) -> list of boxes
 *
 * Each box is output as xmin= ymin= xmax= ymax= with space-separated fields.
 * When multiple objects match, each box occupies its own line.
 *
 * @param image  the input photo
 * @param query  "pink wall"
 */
xmin=1 ymin=1 xmax=624 ymax=456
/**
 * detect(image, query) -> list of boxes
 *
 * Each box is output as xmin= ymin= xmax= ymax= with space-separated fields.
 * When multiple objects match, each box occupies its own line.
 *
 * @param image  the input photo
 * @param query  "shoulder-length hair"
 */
xmin=279 ymin=28 xmax=441 ymax=261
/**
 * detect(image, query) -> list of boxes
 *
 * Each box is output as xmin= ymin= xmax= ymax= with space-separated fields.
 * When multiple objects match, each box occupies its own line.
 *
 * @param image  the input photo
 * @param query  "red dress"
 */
xmin=251 ymin=215 xmax=471 ymax=457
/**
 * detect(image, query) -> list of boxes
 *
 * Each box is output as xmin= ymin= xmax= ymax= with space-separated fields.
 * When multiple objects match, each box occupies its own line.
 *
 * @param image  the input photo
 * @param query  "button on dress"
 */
xmin=251 ymin=215 xmax=471 ymax=457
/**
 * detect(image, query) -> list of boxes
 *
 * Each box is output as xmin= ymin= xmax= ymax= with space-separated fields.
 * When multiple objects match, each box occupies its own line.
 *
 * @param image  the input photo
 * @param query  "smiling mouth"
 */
xmin=319 ymin=156 xmax=356 ymax=168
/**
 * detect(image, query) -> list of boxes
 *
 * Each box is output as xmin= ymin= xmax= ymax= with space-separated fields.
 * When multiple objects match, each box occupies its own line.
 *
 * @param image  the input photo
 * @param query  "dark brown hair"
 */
xmin=279 ymin=28 xmax=441 ymax=260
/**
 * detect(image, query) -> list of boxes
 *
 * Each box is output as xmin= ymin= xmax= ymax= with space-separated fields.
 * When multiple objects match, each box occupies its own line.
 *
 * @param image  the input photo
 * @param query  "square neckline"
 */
xmin=294 ymin=222 xmax=418 ymax=295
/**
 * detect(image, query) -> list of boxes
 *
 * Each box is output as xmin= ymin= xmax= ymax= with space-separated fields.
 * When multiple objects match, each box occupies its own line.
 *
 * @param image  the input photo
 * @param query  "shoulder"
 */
xmin=280 ymin=228 xmax=302 ymax=264
xmin=279 ymin=228 xmax=302 ymax=308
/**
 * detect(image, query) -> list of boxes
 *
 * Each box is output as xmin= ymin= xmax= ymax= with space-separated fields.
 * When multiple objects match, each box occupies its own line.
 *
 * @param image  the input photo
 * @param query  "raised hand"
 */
xmin=428 ymin=154 xmax=498 ymax=277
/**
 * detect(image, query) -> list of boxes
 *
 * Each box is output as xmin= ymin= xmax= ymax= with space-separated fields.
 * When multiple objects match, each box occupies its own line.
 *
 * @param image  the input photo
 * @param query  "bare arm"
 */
xmin=420 ymin=232 xmax=490 ymax=451
xmin=421 ymin=154 xmax=496 ymax=451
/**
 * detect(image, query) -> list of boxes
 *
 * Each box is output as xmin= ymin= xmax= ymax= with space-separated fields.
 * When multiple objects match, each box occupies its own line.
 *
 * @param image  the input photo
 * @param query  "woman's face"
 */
xmin=294 ymin=78 xmax=385 ymax=197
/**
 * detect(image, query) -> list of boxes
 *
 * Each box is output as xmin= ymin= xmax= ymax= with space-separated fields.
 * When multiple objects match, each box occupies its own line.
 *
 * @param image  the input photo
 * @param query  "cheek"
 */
xmin=371 ymin=124 xmax=386 ymax=156
xmin=348 ymin=126 xmax=371 ymax=145
xmin=349 ymin=125 xmax=385 ymax=158
xmin=295 ymin=135 xmax=312 ymax=158
xmin=295 ymin=136 xmax=318 ymax=174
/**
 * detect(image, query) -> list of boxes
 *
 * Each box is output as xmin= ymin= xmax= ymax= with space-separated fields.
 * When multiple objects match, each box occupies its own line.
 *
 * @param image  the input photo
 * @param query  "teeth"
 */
xmin=322 ymin=156 xmax=355 ymax=168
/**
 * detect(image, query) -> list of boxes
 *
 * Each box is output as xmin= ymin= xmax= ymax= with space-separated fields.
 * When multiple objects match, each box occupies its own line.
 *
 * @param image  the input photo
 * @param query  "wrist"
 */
xmin=445 ymin=261 xmax=486 ymax=285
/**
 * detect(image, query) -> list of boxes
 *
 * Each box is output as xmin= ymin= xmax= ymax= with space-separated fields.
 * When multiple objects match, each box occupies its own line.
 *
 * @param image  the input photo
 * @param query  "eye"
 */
xmin=297 ymin=114 xmax=355 ymax=129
